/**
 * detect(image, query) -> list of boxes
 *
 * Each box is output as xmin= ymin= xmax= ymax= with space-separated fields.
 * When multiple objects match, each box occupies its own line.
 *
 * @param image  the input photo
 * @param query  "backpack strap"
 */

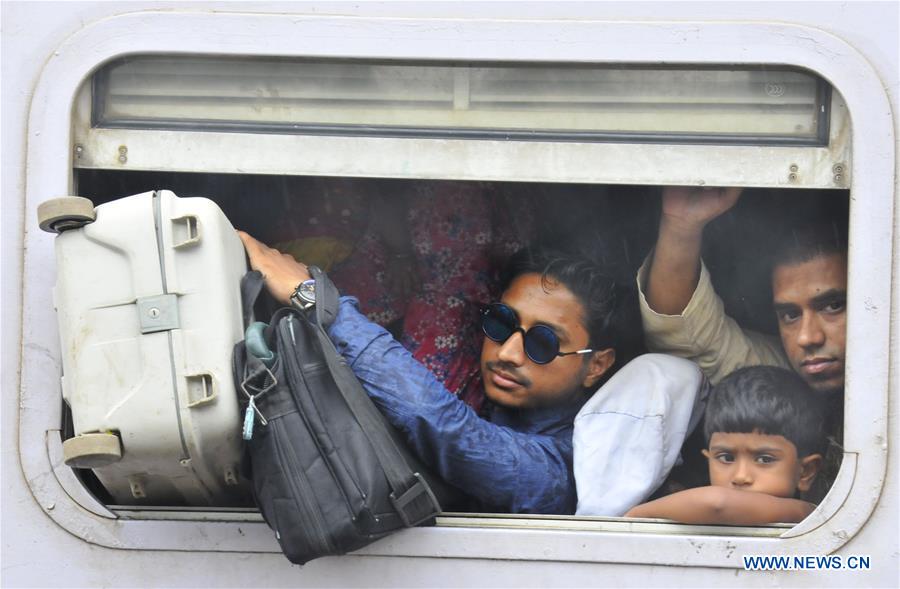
xmin=240 ymin=270 xmax=266 ymax=328
xmin=305 ymin=265 xmax=442 ymax=526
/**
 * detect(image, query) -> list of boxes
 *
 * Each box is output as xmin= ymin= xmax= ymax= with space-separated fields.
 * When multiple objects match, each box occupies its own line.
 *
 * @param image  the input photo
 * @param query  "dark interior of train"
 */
xmin=72 ymin=168 xmax=850 ymax=508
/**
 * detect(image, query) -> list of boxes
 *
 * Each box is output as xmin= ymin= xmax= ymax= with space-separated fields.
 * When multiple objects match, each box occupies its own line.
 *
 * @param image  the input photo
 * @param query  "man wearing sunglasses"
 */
xmin=240 ymin=232 xmax=704 ymax=515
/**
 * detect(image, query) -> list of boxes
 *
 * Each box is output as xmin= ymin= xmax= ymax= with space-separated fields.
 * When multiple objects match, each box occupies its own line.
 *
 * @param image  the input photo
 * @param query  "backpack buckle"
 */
xmin=389 ymin=472 xmax=441 ymax=527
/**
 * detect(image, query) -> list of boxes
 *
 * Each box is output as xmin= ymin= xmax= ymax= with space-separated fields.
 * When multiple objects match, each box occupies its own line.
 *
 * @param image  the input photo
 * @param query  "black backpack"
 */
xmin=233 ymin=268 xmax=457 ymax=565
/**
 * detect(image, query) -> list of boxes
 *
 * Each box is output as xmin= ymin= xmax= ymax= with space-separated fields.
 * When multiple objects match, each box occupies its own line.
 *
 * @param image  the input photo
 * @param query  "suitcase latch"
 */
xmin=137 ymin=294 xmax=180 ymax=333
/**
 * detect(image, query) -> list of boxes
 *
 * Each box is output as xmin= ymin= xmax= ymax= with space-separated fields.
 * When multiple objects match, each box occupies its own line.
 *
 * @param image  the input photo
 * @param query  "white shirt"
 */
xmin=574 ymin=354 xmax=709 ymax=516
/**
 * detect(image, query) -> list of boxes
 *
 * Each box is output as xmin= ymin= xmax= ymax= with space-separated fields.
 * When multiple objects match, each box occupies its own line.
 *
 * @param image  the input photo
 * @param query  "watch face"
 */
xmin=297 ymin=279 xmax=316 ymax=303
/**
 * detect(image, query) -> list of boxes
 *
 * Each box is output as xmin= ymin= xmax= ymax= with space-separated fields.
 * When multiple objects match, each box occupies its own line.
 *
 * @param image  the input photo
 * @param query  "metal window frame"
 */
xmin=90 ymin=57 xmax=831 ymax=147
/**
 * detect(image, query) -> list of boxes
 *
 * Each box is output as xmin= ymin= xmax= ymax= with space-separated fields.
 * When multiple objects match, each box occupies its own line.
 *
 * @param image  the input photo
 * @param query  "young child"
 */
xmin=625 ymin=365 xmax=826 ymax=525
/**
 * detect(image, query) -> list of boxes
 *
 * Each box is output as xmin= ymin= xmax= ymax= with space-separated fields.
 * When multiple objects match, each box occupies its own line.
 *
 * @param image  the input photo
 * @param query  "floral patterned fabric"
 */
xmin=328 ymin=181 xmax=533 ymax=415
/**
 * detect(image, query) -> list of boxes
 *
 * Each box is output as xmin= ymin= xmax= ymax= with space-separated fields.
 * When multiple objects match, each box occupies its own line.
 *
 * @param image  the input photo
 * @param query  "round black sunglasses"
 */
xmin=481 ymin=303 xmax=593 ymax=365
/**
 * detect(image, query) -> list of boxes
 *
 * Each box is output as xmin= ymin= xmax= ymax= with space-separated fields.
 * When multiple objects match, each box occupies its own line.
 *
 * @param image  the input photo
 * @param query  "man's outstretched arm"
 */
xmin=238 ymin=231 xmax=576 ymax=514
xmin=645 ymin=186 xmax=741 ymax=315
xmin=328 ymin=296 xmax=576 ymax=514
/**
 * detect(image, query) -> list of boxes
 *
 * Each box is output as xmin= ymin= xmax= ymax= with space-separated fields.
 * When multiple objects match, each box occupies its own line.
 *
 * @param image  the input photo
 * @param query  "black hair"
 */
xmin=704 ymin=366 xmax=827 ymax=457
xmin=501 ymin=246 xmax=642 ymax=376
xmin=771 ymin=220 xmax=848 ymax=270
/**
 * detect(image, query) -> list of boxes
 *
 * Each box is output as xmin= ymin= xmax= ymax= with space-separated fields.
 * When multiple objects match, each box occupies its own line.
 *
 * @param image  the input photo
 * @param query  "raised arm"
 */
xmin=645 ymin=186 xmax=742 ymax=315
xmin=637 ymin=188 xmax=789 ymax=383
xmin=625 ymin=486 xmax=815 ymax=525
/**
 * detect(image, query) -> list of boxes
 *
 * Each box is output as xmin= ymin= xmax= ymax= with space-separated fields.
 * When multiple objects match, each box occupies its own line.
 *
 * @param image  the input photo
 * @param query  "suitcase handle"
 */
xmin=185 ymin=373 xmax=217 ymax=407
xmin=171 ymin=214 xmax=201 ymax=248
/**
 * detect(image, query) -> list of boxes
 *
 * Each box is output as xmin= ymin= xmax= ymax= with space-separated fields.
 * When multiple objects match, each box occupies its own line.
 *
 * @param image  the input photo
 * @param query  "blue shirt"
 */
xmin=328 ymin=297 xmax=585 ymax=514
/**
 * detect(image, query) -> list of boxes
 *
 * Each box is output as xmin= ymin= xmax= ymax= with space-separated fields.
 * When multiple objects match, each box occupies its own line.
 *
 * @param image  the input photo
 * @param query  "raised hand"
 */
xmin=645 ymin=186 xmax=742 ymax=315
xmin=661 ymin=186 xmax=743 ymax=233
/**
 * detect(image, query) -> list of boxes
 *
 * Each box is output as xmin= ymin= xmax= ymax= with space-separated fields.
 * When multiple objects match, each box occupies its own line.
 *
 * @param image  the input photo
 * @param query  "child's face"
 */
xmin=703 ymin=431 xmax=821 ymax=498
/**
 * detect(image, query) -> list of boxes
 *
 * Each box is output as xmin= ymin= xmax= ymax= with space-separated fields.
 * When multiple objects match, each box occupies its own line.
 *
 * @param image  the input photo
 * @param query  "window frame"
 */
xmin=21 ymin=10 xmax=893 ymax=567
xmin=70 ymin=61 xmax=850 ymax=190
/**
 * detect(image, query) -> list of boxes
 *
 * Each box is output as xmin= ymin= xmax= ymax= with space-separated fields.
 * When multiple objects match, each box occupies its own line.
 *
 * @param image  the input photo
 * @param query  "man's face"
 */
xmin=704 ymin=431 xmax=820 ymax=497
xmin=480 ymin=273 xmax=610 ymax=410
xmin=772 ymin=253 xmax=847 ymax=396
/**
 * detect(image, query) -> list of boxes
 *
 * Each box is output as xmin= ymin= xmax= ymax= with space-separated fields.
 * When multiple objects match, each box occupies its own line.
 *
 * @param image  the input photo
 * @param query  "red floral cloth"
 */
xmin=329 ymin=181 xmax=533 ymax=414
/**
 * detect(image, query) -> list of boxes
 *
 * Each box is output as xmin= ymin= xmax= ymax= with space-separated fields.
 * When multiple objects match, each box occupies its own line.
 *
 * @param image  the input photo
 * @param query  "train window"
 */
xmin=71 ymin=53 xmax=854 ymax=526
xmin=21 ymin=12 xmax=891 ymax=568
xmin=93 ymin=56 xmax=828 ymax=145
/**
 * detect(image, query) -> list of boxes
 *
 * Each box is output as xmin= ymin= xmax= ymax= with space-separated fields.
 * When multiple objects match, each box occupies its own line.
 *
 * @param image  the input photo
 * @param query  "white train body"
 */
xmin=3 ymin=2 xmax=897 ymax=586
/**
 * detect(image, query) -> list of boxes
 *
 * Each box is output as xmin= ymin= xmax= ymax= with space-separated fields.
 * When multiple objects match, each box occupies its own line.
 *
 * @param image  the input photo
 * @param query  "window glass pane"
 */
xmin=95 ymin=56 xmax=827 ymax=144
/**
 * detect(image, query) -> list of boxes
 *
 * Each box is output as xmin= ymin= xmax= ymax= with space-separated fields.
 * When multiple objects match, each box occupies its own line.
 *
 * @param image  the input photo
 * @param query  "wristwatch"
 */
xmin=290 ymin=279 xmax=316 ymax=310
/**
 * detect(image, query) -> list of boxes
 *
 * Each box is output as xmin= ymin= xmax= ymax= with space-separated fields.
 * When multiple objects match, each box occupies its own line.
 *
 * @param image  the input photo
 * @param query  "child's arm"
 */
xmin=625 ymin=486 xmax=816 ymax=525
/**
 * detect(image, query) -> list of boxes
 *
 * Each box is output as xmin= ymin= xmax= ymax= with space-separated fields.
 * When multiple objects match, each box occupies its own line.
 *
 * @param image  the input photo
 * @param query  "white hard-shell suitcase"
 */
xmin=39 ymin=190 xmax=251 ymax=506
